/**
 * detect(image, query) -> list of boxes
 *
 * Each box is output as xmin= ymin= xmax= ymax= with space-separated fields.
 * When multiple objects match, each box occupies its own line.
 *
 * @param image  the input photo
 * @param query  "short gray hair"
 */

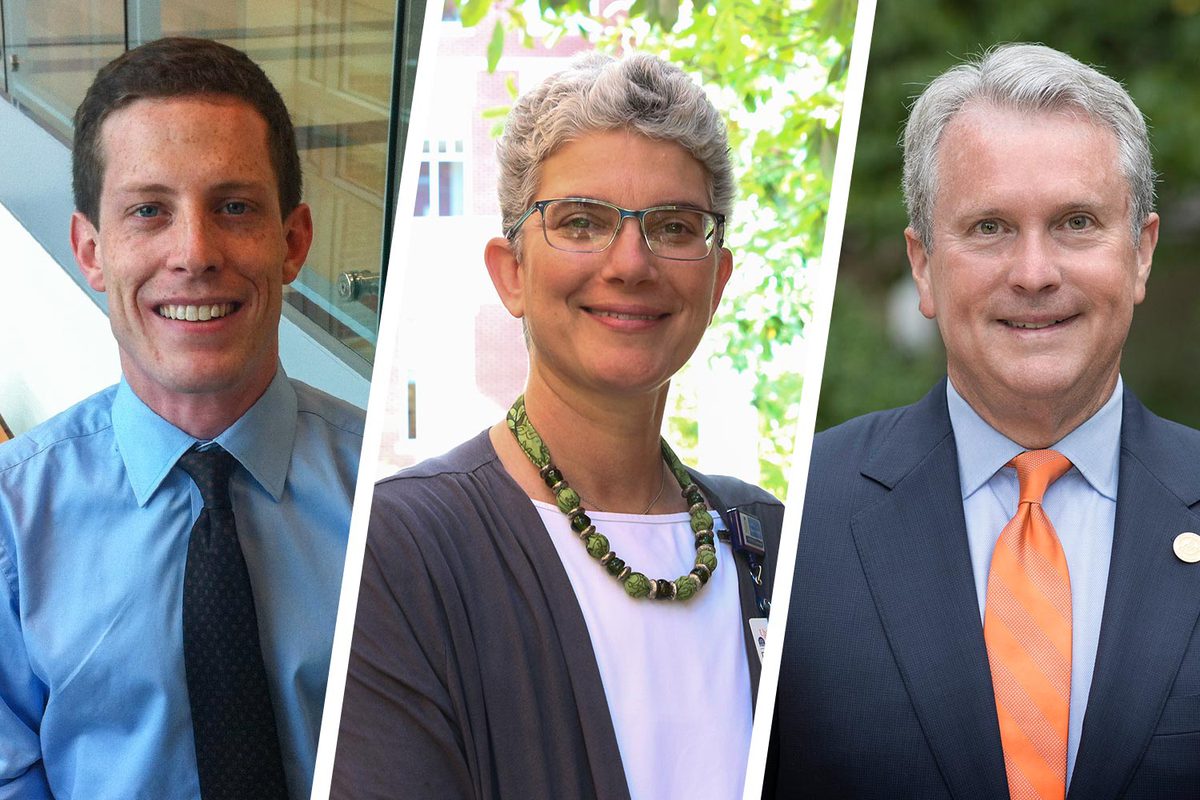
xmin=496 ymin=51 xmax=733 ymax=248
xmin=902 ymin=43 xmax=1155 ymax=249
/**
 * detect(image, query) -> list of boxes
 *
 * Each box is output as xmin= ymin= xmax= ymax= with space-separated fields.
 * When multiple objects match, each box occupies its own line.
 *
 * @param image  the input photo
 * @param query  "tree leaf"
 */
xmin=487 ymin=20 xmax=506 ymax=72
xmin=656 ymin=0 xmax=680 ymax=29
xmin=459 ymin=0 xmax=491 ymax=28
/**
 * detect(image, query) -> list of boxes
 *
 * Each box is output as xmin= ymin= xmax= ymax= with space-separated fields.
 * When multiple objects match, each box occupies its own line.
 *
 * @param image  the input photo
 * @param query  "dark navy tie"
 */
xmin=178 ymin=445 xmax=289 ymax=799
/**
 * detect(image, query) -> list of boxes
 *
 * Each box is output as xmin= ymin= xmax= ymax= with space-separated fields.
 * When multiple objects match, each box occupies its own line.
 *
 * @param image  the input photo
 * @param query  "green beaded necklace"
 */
xmin=506 ymin=394 xmax=717 ymax=601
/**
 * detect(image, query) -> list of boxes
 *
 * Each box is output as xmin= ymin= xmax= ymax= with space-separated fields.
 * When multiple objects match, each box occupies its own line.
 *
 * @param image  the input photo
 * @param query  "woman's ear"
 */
xmin=484 ymin=236 xmax=525 ymax=318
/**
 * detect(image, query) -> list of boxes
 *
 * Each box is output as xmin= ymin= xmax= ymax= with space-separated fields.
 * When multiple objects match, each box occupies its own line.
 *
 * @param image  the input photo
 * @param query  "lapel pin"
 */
xmin=1172 ymin=532 xmax=1200 ymax=564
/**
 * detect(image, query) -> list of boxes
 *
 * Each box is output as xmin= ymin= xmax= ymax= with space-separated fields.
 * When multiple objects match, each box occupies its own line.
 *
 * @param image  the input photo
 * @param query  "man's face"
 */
xmin=907 ymin=104 xmax=1157 ymax=436
xmin=72 ymin=95 xmax=312 ymax=424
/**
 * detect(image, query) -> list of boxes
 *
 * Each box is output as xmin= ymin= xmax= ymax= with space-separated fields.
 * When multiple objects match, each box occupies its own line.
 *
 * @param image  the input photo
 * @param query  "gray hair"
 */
xmin=496 ymin=51 xmax=733 ymax=249
xmin=902 ymin=43 xmax=1155 ymax=249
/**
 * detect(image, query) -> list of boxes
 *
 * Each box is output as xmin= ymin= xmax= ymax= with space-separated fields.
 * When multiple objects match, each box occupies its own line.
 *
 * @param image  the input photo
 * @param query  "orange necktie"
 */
xmin=983 ymin=449 xmax=1073 ymax=800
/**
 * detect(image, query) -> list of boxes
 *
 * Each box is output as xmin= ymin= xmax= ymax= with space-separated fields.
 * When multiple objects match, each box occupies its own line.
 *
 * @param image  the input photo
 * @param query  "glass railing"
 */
xmin=0 ymin=0 xmax=421 ymax=372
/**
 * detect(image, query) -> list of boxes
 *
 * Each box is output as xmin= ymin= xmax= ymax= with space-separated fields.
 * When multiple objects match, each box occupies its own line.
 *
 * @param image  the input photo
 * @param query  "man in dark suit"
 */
xmin=769 ymin=43 xmax=1200 ymax=799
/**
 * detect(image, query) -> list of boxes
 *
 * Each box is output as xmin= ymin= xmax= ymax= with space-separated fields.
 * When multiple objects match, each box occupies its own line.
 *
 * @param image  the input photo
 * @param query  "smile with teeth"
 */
xmin=157 ymin=302 xmax=236 ymax=322
xmin=1002 ymin=318 xmax=1068 ymax=330
xmin=589 ymin=309 xmax=663 ymax=321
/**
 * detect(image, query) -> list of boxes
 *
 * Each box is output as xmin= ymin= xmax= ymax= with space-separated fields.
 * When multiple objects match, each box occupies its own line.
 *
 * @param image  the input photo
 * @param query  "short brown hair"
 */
xmin=72 ymin=36 xmax=301 ymax=224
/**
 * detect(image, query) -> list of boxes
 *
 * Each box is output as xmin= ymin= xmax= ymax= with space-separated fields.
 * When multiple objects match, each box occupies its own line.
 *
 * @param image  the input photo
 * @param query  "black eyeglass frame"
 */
xmin=504 ymin=197 xmax=727 ymax=261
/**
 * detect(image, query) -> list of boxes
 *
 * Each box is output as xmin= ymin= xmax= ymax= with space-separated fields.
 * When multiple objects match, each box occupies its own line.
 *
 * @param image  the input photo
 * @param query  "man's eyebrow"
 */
xmin=952 ymin=197 xmax=1116 ymax=220
xmin=209 ymin=180 xmax=272 ymax=195
xmin=1048 ymin=198 xmax=1118 ymax=215
xmin=111 ymin=182 xmax=176 ymax=196
xmin=111 ymin=180 xmax=272 ymax=196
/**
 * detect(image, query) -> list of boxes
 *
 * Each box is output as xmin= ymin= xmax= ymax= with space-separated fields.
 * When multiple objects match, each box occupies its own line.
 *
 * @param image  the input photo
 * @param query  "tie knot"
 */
xmin=1008 ymin=449 xmax=1072 ymax=505
xmin=177 ymin=445 xmax=237 ymax=509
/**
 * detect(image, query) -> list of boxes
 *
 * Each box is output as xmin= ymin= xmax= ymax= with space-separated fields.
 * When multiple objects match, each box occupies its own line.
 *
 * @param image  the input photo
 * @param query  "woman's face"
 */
xmin=501 ymin=129 xmax=733 ymax=401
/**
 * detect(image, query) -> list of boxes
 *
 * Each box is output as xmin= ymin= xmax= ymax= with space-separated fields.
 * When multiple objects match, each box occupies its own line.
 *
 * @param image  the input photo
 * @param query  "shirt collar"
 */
xmin=113 ymin=380 xmax=197 ymax=507
xmin=213 ymin=368 xmax=297 ymax=502
xmin=113 ymin=366 xmax=297 ymax=506
xmin=947 ymin=376 xmax=1122 ymax=502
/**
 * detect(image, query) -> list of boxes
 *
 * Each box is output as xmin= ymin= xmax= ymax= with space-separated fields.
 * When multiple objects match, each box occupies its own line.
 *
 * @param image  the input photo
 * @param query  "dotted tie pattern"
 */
xmin=983 ymin=449 xmax=1074 ymax=800
xmin=178 ymin=445 xmax=289 ymax=799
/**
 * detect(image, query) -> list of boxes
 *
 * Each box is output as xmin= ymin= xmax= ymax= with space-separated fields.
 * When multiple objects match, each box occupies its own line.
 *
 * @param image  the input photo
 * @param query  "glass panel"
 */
xmin=0 ymin=0 xmax=409 ymax=371
xmin=0 ymin=4 xmax=8 ymax=95
xmin=132 ymin=0 xmax=399 ymax=368
xmin=0 ymin=0 xmax=124 ymax=142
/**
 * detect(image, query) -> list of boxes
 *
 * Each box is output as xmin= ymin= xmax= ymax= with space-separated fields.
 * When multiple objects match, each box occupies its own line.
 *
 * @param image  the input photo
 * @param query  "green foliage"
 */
xmin=755 ymin=370 xmax=805 ymax=494
xmin=668 ymin=378 xmax=701 ymax=454
xmin=462 ymin=0 xmax=857 ymax=498
xmin=815 ymin=282 xmax=944 ymax=432
xmin=487 ymin=22 xmax=506 ymax=72
xmin=459 ymin=0 xmax=492 ymax=27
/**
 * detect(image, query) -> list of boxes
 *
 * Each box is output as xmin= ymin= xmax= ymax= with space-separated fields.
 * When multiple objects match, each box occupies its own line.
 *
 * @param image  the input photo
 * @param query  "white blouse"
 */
xmin=534 ymin=501 xmax=754 ymax=800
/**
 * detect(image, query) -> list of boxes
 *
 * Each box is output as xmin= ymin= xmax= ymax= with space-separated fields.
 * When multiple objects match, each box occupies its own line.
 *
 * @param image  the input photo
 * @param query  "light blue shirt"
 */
xmin=947 ymin=378 xmax=1120 ymax=788
xmin=0 ymin=368 xmax=363 ymax=799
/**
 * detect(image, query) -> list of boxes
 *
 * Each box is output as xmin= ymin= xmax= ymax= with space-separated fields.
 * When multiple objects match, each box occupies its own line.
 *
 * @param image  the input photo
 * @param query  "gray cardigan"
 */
xmin=332 ymin=430 xmax=784 ymax=799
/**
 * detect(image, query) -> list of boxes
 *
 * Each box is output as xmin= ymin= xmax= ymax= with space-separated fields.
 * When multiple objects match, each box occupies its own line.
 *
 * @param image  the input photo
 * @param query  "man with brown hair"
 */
xmin=0 ymin=38 xmax=363 ymax=798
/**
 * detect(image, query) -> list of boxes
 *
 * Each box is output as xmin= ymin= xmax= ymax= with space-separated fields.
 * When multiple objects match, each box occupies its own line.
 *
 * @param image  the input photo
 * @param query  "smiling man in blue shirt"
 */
xmin=0 ymin=38 xmax=363 ymax=799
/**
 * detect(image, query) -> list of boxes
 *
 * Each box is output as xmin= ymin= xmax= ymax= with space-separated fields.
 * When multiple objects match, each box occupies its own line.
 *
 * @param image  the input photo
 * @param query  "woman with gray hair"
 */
xmin=332 ymin=52 xmax=782 ymax=799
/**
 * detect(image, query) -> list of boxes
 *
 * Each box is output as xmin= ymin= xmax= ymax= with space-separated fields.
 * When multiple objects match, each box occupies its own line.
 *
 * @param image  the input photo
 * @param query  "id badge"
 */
xmin=749 ymin=617 xmax=768 ymax=663
xmin=728 ymin=509 xmax=766 ymax=557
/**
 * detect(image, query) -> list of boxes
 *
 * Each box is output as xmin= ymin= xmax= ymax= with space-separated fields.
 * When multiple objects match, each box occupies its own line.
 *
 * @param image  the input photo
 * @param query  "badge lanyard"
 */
xmin=713 ymin=507 xmax=770 ymax=617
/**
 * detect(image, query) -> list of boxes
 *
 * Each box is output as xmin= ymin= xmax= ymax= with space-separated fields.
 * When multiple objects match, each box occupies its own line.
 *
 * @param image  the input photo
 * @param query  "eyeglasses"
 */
xmin=505 ymin=197 xmax=725 ymax=261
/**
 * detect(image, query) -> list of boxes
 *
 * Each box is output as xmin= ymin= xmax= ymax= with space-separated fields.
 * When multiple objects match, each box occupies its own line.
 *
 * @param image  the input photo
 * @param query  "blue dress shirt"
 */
xmin=947 ymin=378 xmax=1121 ymax=788
xmin=0 ymin=368 xmax=363 ymax=799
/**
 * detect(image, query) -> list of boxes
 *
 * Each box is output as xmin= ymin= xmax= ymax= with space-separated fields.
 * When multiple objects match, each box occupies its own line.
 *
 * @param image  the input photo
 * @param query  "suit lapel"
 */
xmin=850 ymin=382 xmax=1009 ymax=799
xmin=1069 ymin=392 xmax=1200 ymax=799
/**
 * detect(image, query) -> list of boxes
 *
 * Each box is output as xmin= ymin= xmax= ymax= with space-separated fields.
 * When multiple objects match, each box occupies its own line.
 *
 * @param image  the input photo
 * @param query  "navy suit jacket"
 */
xmin=769 ymin=380 xmax=1200 ymax=799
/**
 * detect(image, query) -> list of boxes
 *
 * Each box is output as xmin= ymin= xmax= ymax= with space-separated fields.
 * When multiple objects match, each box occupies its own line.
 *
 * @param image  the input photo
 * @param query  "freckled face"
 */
xmin=907 ymin=105 xmax=1156 ymax=426
xmin=72 ymin=96 xmax=311 ymax=417
xmin=512 ymin=130 xmax=733 ymax=400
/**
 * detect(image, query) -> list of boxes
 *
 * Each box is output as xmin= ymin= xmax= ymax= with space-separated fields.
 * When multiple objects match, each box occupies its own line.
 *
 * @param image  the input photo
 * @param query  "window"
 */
xmin=414 ymin=138 xmax=466 ymax=217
